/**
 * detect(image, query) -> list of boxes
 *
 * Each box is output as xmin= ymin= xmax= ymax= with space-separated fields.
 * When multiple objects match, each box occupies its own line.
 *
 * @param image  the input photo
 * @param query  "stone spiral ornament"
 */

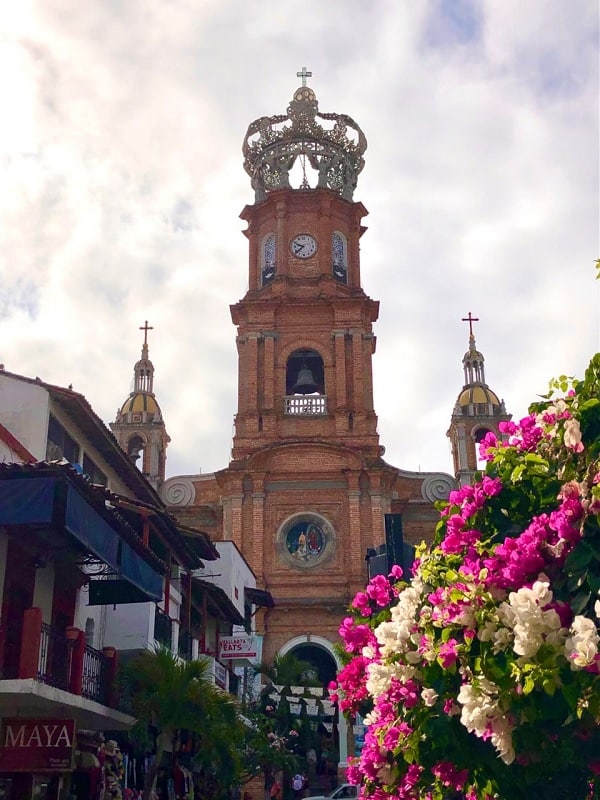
xmin=421 ymin=473 xmax=455 ymax=503
xmin=161 ymin=477 xmax=195 ymax=506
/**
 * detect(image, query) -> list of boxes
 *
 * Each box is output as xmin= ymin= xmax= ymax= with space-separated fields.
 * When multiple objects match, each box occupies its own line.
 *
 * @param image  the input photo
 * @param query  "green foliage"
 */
xmin=122 ymin=646 xmax=242 ymax=800
xmin=247 ymin=652 xmax=328 ymax=783
xmin=253 ymin=652 xmax=318 ymax=687
xmin=236 ymin=707 xmax=301 ymax=785
xmin=339 ymin=353 xmax=600 ymax=800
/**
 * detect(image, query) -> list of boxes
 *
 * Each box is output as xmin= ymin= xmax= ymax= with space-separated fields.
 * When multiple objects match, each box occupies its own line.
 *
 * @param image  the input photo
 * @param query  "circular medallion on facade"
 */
xmin=278 ymin=513 xmax=335 ymax=569
xmin=286 ymin=520 xmax=325 ymax=562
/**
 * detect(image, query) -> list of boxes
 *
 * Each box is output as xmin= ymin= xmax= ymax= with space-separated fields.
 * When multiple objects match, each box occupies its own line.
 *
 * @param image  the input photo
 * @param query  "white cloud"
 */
xmin=0 ymin=0 xmax=598 ymax=480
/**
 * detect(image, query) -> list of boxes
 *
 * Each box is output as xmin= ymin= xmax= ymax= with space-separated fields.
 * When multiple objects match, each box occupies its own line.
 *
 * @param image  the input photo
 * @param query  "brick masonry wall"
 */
xmin=165 ymin=187 xmax=454 ymax=664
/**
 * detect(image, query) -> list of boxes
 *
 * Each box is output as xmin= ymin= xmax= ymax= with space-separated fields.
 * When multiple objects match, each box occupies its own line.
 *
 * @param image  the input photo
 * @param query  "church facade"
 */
xmin=159 ymin=79 xmax=456 ymax=683
xmin=109 ymin=75 xmax=510 ymax=770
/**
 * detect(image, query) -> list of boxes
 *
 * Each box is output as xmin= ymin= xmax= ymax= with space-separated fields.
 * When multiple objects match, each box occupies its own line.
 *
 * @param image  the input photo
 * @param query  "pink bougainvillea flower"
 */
xmin=438 ymin=639 xmax=460 ymax=668
xmin=336 ymin=359 xmax=600 ymax=799
xmin=366 ymin=574 xmax=394 ymax=607
xmin=431 ymin=761 xmax=469 ymax=790
xmin=352 ymin=591 xmax=372 ymax=616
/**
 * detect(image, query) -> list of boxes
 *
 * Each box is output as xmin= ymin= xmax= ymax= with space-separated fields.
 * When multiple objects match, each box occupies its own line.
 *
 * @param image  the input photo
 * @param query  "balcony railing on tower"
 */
xmin=284 ymin=395 xmax=327 ymax=415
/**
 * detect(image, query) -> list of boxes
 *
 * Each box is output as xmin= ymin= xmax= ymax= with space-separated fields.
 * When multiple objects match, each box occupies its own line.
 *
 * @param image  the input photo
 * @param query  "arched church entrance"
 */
xmin=279 ymin=635 xmax=349 ymax=780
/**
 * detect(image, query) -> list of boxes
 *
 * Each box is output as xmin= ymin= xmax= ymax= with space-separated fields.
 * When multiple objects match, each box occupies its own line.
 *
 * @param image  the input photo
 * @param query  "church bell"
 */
xmin=292 ymin=364 xmax=319 ymax=394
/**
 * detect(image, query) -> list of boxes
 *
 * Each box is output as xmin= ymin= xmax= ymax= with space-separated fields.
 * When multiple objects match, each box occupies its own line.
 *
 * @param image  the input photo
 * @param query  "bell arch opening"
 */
xmin=286 ymin=349 xmax=324 ymax=395
xmin=285 ymin=349 xmax=327 ymax=416
xmin=127 ymin=435 xmax=145 ymax=465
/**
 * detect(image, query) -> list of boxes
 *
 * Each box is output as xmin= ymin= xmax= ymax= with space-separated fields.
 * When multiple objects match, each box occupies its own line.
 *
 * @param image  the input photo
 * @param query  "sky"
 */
xmin=1 ymin=1 xmax=599 ymax=481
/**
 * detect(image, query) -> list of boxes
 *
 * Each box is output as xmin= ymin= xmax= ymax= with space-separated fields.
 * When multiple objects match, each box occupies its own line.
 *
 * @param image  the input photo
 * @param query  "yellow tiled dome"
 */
xmin=457 ymin=385 xmax=501 ymax=407
xmin=120 ymin=392 xmax=162 ymax=416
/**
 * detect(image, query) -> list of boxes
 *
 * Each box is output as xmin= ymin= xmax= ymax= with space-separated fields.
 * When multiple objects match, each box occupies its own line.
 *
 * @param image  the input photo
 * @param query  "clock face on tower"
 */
xmin=290 ymin=233 xmax=318 ymax=259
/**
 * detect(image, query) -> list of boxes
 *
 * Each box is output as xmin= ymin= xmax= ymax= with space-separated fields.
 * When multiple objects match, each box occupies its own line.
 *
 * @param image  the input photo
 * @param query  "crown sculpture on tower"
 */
xmin=243 ymin=67 xmax=367 ymax=202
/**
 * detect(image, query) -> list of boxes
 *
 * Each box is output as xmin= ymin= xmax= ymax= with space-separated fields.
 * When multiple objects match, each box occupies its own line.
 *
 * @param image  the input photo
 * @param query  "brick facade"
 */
xmin=164 ymin=186 xmax=455 ymax=667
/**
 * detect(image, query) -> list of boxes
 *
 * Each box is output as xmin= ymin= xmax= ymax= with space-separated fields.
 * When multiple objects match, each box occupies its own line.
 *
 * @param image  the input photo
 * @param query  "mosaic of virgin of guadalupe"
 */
xmin=286 ymin=521 xmax=325 ymax=563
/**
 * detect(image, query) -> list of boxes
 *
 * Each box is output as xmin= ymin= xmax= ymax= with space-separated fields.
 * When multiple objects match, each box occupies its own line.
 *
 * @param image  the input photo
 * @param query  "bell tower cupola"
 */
xmin=447 ymin=313 xmax=511 ymax=485
xmin=231 ymin=72 xmax=380 ymax=462
xmin=111 ymin=321 xmax=170 ymax=489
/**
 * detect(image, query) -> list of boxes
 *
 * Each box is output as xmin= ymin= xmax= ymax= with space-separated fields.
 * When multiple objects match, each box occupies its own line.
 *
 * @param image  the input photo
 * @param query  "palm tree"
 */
xmin=253 ymin=652 xmax=317 ymax=689
xmin=122 ymin=646 xmax=240 ymax=800
xmin=251 ymin=653 xmax=325 ymax=794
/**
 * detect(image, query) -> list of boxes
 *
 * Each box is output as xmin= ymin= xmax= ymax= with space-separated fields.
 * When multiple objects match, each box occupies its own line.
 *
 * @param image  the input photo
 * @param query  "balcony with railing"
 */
xmin=2 ymin=607 xmax=121 ymax=721
xmin=81 ymin=642 xmax=110 ymax=704
xmin=284 ymin=395 xmax=327 ymax=415
xmin=37 ymin=621 xmax=72 ymax=691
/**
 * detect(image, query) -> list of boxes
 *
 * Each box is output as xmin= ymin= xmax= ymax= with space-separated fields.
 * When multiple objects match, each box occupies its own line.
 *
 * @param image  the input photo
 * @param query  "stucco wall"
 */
xmin=0 ymin=375 xmax=49 ymax=459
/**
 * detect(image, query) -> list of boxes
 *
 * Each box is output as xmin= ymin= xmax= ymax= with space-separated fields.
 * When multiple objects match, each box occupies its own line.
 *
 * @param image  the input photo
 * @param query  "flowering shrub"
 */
xmin=333 ymin=355 xmax=600 ymax=799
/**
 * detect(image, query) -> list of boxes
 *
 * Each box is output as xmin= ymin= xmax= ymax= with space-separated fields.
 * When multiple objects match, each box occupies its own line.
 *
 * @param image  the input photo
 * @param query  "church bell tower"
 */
xmin=447 ymin=313 xmax=511 ymax=486
xmin=231 ymin=72 xmax=380 ymax=462
xmin=111 ymin=322 xmax=170 ymax=490
xmin=161 ymin=75 xmax=455 ymax=739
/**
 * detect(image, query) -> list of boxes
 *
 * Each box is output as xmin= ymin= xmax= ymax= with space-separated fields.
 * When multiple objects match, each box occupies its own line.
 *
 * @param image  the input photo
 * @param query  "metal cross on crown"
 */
xmin=296 ymin=66 xmax=312 ymax=87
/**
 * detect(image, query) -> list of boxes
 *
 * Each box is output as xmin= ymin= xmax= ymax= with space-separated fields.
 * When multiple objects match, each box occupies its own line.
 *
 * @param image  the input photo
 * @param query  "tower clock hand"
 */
xmin=290 ymin=233 xmax=317 ymax=258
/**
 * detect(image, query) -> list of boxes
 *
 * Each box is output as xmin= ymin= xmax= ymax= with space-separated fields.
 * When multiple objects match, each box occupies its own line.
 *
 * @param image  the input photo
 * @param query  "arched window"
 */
xmin=262 ymin=233 xmax=276 ymax=285
xmin=474 ymin=426 xmax=492 ymax=469
xmin=332 ymin=231 xmax=347 ymax=283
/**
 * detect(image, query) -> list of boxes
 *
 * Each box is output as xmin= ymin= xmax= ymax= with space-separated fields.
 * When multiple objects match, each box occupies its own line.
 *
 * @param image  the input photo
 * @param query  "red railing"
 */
xmin=15 ymin=607 xmax=118 ymax=707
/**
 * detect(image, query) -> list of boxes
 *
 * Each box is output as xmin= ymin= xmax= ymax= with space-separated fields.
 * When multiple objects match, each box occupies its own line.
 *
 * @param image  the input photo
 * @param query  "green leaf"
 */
xmin=524 ymin=453 xmax=549 ymax=467
xmin=511 ymin=464 xmax=525 ymax=482
xmin=565 ymin=542 xmax=593 ymax=572
xmin=586 ymin=571 xmax=600 ymax=595
xmin=571 ymin=590 xmax=591 ymax=614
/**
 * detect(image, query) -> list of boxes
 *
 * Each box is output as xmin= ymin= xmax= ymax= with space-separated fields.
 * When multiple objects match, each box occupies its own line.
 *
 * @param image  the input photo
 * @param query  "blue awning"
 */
xmin=0 ymin=472 xmax=162 ymax=603
xmin=88 ymin=578 xmax=159 ymax=605
xmin=65 ymin=485 xmax=119 ymax=571
xmin=120 ymin=540 xmax=163 ymax=601
xmin=0 ymin=477 xmax=56 ymax=525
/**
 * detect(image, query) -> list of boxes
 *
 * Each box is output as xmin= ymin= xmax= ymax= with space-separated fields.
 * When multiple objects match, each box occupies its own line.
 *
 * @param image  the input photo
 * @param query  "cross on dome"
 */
xmin=296 ymin=66 xmax=312 ymax=87
xmin=461 ymin=312 xmax=479 ymax=338
xmin=139 ymin=320 xmax=154 ymax=346
xmin=138 ymin=320 xmax=154 ymax=362
xmin=134 ymin=321 xmax=155 ymax=394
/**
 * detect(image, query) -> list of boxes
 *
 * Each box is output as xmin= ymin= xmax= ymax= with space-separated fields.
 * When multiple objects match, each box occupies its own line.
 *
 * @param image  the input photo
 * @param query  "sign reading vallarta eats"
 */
xmin=218 ymin=634 xmax=258 ymax=661
xmin=0 ymin=718 xmax=75 ymax=771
